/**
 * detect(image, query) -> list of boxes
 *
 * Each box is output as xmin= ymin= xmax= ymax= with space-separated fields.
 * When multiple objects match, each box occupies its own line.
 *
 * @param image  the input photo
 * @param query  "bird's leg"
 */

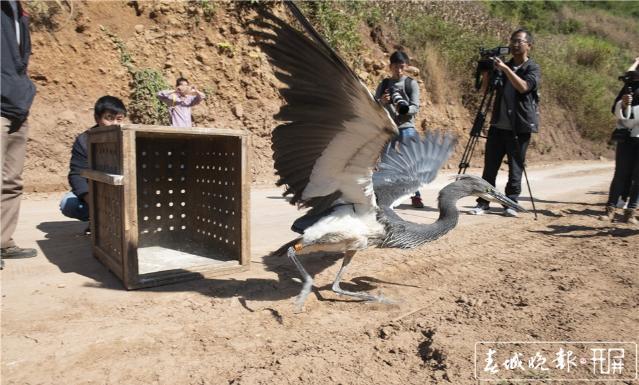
xmin=331 ymin=251 xmax=394 ymax=304
xmin=287 ymin=245 xmax=313 ymax=312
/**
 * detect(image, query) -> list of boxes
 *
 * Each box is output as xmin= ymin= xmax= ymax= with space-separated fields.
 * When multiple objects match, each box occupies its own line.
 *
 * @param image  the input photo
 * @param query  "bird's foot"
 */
xmin=292 ymin=277 xmax=314 ymax=313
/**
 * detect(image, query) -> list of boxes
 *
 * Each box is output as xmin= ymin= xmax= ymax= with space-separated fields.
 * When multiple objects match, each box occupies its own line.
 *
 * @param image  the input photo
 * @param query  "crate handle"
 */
xmin=81 ymin=169 xmax=124 ymax=186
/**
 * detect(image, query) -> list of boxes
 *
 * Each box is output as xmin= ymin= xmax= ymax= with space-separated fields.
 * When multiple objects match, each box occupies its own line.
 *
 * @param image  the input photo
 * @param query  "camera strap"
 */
xmin=381 ymin=76 xmax=413 ymax=97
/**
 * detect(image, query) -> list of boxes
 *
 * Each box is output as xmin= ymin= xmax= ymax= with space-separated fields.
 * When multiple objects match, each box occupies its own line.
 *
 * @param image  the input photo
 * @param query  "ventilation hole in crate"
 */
xmin=143 ymin=204 xmax=149 ymax=208
xmin=231 ymin=167 xmax=235 ymax=171
xmin=143 ymin=216 xmax=148 ymax=221
xmin=181 ymin=225 xmax=186 ymax=230
xmin=180 ymin=176 xmax=185 ymax=181
xmin=156 ymin=227 xmax=162 ymax=232
xmin=180 ymin=164 xmax=185 ymax=169
xmin=169 ymin=226 xmax=174 ymax=231
xmin=225 ymin=153 xmax=228 ymax=156
xmin=169 ymin=214 xmax=174 ymax=219
xmin=154 ymin=151 xmax=159 ymax=156
xmin=168 ymin=164 xmax=173 ymax=169
xmin=232 ymin=152 xmax=235 ymax=156
xmin=142 ymin=164 xmax=147 ymax=169
xmin=180 ymin=202 xmax=186 ymax=207
xmin=155 ymin=164 xmax=160 ymax=169
xmin=213 ymin=234 xmax=216 ymax=239
xmin=156 ymin=215 xmax=161 ymax=220
xmin=155 ymin=177 xmax=161 ymax=182
xmin=181 ymin=151 xmax=186 ymax=156
xmin=180 ymin=189 xmax=186 ymax=194
xmin=156 ymin=203 xmax=162 ymax=208
xmin=167 ymin=151 xmax=172 ymax=156
xmin=225 ymin=239 xmax=229 ymax=244
xmin=142 ymin=151 xmax=146 ymax=156
xmin=195 ymin=165 xmax=199 ymax=170
xmin=181 ymin=213 xmax=186 ymax=218
xmin=155 ymin=190 xmax=161 ymax=195
xmin=141 ymin=229 xmax=149 ymax=234
xmin=232 ymin=241 xmax=236 ymax=245
xmin=168 ymin=177 xmax=173 ymax=182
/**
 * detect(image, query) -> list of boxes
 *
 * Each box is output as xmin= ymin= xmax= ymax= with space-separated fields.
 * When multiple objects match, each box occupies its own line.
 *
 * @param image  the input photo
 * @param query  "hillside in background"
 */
xmin=21 ymin=0 xmax=639 ymax=192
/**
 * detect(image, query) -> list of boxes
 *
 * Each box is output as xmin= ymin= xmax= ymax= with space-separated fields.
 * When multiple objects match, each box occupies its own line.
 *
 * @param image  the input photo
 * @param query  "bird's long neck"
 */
xmin=379 ymin=189 xmax=462 ymax=248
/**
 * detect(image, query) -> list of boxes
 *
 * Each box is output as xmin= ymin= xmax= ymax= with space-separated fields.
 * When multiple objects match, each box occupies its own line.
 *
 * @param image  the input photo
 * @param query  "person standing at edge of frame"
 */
xmin=601 ymin=56 xmax=639 ymax=224
xmin=468 ymin=28 xmax=541 ymax=218
xmin=1 ymin=0 xmax=38 ymax=269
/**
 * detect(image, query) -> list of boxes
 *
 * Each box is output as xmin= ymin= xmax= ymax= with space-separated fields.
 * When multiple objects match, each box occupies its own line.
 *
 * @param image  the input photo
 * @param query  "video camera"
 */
xmin=389 ymin=85 xmax=410 ymax=115
xmin=619 ymin=70 xmax=639 ymax=84
xmin=475 ymin=46 xmax=510 ymax=90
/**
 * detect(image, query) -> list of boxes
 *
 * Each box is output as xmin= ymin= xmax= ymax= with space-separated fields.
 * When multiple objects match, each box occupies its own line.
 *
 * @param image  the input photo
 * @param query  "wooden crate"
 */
xmin=82 ymin=124 xmax=249 ymax=289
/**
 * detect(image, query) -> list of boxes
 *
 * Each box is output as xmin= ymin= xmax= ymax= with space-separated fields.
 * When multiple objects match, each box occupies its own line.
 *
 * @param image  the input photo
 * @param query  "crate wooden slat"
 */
xmin=83 ymin=124 xmax=249 ymax=289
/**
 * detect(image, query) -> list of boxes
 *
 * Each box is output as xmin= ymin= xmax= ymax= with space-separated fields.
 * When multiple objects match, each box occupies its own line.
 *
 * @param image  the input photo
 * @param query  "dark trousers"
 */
xmin=607 ymin=138 xmax=639 ymax=209
xmin=477 ymin=128 xmax=531 ymax=207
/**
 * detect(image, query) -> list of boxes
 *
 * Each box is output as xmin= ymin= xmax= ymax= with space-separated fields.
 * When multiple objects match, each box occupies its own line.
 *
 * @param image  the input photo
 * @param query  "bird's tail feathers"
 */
xmin=270 ymin=237 xmax=303 ymax=257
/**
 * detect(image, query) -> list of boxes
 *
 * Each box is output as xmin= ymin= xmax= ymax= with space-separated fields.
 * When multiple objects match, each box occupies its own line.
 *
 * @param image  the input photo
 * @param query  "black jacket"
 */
xmin=490 ymin=58 xmax=541 ymax=134
xmin=1 ymin=1 xmax=36 ymax=123
xmin=68 ymin=129 xmax=90 ymax=199
xmin=611 ymin=80 xmax=639 ymax=114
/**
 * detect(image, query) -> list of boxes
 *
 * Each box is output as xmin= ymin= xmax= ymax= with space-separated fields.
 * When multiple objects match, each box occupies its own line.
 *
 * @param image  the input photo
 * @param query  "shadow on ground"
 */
xmin=36 ymin=221 xmax=122 ymax=289
xmin=530 ymin=224 xmax=639 ymax=238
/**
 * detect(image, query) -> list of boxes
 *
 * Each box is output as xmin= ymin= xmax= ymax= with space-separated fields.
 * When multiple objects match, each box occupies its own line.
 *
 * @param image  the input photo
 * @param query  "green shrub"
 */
xmin=298 ymin=1 xmax=362 ymax=57
xmin=128 ymin=69 xmax=171 ymax=125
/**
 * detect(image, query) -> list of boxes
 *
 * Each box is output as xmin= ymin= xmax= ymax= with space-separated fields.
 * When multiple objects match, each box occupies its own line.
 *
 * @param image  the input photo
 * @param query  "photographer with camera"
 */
xmin=375 ymin=51 xmax=423 ymax=208
xmin=468 ymin=29 xmax=541 ymax=217
xmin=601 ymin=56 xmax=639 ymax=224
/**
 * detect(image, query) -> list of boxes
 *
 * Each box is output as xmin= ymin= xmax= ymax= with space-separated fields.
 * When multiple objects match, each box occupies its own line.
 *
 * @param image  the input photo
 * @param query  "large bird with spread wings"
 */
xmin=252 ymin=3 xmax=525 ymax=311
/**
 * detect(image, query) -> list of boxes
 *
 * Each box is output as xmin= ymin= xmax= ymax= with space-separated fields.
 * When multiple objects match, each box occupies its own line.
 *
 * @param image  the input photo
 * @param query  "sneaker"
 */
xmin=410 ymin=196 xmax=424 ymax=208
xmin=1 ymin=246 xmax=37 ymax=259
xmin=468 ymin=205 xmax=488 ymax=215
xmin=84 ymin=225 xmax=91 ymax=235
xmin=622 ymin=208 xmax=638 ymax=224
xmin=503 ymin=208 xmax=519 ymax=217
xmin=599 ymin=205 xmax=615 ymax=221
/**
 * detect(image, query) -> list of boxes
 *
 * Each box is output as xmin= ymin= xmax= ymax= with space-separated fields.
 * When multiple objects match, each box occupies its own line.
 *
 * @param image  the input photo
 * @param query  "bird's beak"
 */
xmin=478 ymin=189 xmax=528 ymax=213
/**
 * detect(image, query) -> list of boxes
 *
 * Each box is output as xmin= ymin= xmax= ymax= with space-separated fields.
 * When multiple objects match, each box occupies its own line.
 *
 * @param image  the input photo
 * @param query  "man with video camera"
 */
xmin=375 ymin=51 xmax=423 ymax=208
xmin=468 ymin=29 xmax=541 ymax=217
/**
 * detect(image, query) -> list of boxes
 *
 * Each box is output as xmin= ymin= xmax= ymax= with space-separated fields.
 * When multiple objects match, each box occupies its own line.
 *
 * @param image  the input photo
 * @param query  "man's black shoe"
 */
xmin=1 ymin=246 xmax=37 ymax=259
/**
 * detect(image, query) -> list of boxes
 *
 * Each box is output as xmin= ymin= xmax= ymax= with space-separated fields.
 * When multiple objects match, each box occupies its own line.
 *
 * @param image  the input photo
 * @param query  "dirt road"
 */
xmin=2 ymin=161 xmax=638 ymax=385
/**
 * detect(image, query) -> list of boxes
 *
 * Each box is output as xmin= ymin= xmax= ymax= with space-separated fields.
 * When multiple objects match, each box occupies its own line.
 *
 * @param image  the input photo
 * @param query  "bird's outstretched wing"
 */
xmin=251 ymin=8 xmax=397 ymax=215
xmin=373 ymin=131 xmax=457 ymax=208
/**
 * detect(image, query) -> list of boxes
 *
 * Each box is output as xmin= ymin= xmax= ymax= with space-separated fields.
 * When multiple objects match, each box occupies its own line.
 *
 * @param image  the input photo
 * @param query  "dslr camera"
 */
xmin=389 ymin=85 xmax=410 ymax=114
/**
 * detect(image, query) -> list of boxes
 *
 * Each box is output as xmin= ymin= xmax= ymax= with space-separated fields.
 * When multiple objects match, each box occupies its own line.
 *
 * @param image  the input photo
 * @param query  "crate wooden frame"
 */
xmin=82 ymin=124 xmax=249 ymax=289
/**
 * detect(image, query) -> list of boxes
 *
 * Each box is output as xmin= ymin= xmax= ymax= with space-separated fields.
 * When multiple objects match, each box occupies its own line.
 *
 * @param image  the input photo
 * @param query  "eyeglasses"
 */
xmin=510 ymin=39 xmax=528 ymax=45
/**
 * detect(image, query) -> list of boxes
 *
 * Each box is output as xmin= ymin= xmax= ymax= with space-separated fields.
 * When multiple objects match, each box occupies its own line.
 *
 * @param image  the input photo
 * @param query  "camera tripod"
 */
xmin=457 ymin=68 xmax=539 ymax=219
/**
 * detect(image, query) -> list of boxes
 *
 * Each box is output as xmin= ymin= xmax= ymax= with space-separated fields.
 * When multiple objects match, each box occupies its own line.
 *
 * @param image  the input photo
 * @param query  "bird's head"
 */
xmin=446 ymin=175 xmax=528 ymax=213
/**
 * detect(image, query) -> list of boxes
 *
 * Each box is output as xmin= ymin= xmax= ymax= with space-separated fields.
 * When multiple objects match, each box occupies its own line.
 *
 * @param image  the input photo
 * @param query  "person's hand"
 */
xmin=622 ymin=93 xmax=633 ymax=107
xmin=492 ymin=56 xmax=508 ymax=71
xmin=380 ymin=90 xmax=391 ymax=105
